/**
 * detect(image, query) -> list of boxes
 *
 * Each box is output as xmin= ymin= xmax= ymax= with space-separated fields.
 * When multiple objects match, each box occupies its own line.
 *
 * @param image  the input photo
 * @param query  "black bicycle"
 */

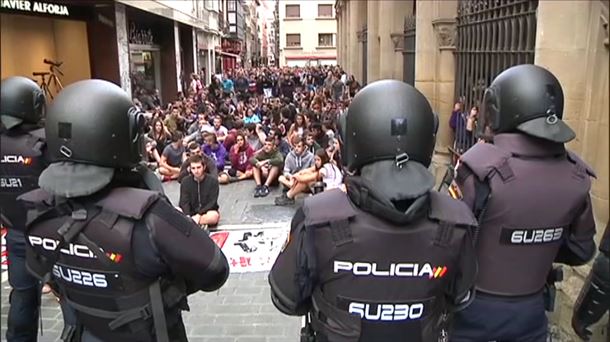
xmin=32 ymin=59 xmax=64 ymax=100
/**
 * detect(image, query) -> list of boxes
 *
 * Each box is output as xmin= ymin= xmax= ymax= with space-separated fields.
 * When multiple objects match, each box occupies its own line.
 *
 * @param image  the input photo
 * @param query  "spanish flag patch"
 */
xmin=448 ymin=181 xmax=463 ymax=200
xmin=106 ymin=252 xmax=123 ymax=263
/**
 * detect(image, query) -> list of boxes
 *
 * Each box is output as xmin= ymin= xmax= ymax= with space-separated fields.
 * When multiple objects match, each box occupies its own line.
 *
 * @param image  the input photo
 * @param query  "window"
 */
xmin=286 ymin=34 xmax=301 ymax=47
xmin=318 ymin=33 xmax=333 ymax=47
xmin=228 ymin=0 xmax=236 ymax=11
xmin=285 ymin=4 xmax=300 ymax=18
xmin=318 ymin=4 xmax=333 ymax=17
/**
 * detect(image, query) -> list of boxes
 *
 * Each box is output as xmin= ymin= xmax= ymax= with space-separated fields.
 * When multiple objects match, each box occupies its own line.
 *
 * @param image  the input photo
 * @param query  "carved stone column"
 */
xmin=115 ymin=3 xmax=131 ymax=97
xmin=174 ymin=22 xmax=182 ymax=93
xmin=432 ymin=18 xmax=457 ymax=51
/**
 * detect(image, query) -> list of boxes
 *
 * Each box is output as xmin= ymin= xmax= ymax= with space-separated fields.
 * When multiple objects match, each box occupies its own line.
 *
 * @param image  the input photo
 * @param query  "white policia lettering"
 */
xmin=0 ymin=0 xmax=70 ymax=16
xmin=348 ymin=302 xmax=425 ymax=321
xmin=52 ymin=265 xmax=108 ymax=288
xmin=0 ymin=178 xmax=22 ymax=188
xmin=1 ymin=155 xmax=30 ymax=164
xmin=334 ymin=260 xmax=435 ymax=278
xmin=510 ymin=227 xmax=563 ymax=244
xmin=28 ymin=235 xmax=98 ymax=259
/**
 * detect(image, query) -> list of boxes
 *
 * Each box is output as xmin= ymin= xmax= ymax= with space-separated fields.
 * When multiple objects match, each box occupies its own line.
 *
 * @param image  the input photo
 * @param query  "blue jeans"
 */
xmin=6 ymin=230 xmax=40 ymax=342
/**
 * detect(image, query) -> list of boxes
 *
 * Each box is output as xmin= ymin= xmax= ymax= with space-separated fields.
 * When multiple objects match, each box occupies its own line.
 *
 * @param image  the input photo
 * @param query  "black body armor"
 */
xmin=20 ymin=187 xmax=189 ymax=342
xmin=0 ymin=127 xmax=46 ymax=229
xmin=270 ymin=184 xmax=478 ymax=342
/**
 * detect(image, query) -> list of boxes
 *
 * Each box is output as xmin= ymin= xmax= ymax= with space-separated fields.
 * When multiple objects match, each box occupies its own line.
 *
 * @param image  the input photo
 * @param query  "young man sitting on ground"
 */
xmin=179 ymin=154 xmax=220 ymax=229
xmin=250 ymin=137 xmax=284 ymax=198
xmin=275 ymin=136 xmax=314 ymax=205
xmin=178 ymin=142 xmax=217 ymax=183
xmin=203 ymin=132 xmax=227 ymax=174
xmin=158 ymin=131 xmax=186 ymax=181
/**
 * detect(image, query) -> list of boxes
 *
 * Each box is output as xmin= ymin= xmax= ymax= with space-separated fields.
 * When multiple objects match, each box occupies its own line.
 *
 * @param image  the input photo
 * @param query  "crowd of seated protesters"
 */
xmin=136 ymin=65 xmax=360 ymax=228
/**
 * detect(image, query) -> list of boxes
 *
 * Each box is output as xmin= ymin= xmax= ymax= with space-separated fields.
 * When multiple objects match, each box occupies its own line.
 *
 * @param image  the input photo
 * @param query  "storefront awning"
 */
xmin=216 ymin=50 xmax=240 ymax=58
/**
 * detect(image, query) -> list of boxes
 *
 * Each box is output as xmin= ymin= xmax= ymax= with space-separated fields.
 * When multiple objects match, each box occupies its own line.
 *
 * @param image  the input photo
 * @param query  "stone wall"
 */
xmin=535 ymin=1 xmax=609 ymax=340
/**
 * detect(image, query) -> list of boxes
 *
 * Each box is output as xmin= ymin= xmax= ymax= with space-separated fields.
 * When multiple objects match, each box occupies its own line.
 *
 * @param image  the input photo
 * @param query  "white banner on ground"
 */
xmin=209 ymin=226 xmax=290 ymax=273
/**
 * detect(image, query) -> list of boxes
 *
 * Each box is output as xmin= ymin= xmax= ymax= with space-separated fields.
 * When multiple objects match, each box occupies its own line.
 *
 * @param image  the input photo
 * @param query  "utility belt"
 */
xmin=60 ymin=278 xmax=188 ymax=342
xmin=475 ymin=266 xmax=563 ymax=312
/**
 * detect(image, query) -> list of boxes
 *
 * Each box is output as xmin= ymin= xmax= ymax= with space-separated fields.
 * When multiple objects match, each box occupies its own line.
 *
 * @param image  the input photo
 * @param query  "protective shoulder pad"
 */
xmin=460 ymin=143 xmax=512 ymax=181
xmin=303 ymin=189 xmax=357 ymax=227
xmin=17 ymin=188 xmax=53 ymax=206
xmin=428 ymin=191 xmax=478 ymax=227
xmin=95 ymin=187 xmax=160 ymax=219
xmin=566 ymin=150 xmax=596 ymax=179
xmin=29 ymin=128 xmax=45 ymax=141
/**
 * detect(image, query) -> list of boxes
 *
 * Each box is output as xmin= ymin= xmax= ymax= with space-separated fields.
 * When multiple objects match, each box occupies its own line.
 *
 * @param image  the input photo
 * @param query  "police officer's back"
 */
xmin=269 ymin=80 xmax=478 ymax=342
xmin=452 ymin=64 xmax=597 ymax=341
xmin=1 ymin=76 xmax=47 ymax=342
xmin=18 ymin=80 xmax=230 ymax=342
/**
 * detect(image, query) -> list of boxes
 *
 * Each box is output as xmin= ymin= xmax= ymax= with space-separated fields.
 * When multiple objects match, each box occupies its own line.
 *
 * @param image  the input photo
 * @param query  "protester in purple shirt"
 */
xmin=203 ymin=132 xmax=227 ymax=172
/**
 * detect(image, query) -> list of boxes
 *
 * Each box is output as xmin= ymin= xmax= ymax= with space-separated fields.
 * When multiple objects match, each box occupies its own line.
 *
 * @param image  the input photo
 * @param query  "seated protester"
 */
xmin=184 ymin=112 xmax=214 ymax=144
xmin=245 ymin=123 xmax=266 ymax=151
xmin=163 ymin=107 xmax=182 ymax=134
xmin=287 ymin=113 xmax=307 ymax=146
xmin=202 ymin=132 xmax=227 ymax=173
xmin=219 ymin=132 xmax=255 ymax=184
xmin=311 ymin=122 xmax=329 ymax=150
xmin=250 ymin=137 xmax=284 ymax=198
xmin=158 ymin=131 xmax=186 ymax=181
xmin=178 ymin=142 xmax=218 ymax=183
xmin=326 ymin=137 xmax=343 ymax=166
xmin=275 ymin=148 xmax=325 ymax=206
xmin=275 ymin=136 xmax=314 ymax=205
xmin=148 ymin=117 xmax=171 ymax=160
xmin=243 ymin=107 xmax=261 ymax=125
xmin=319 ymin=147 xmax=343 ymax=190
xmin=143 ymin=135 xmax=159 ymax=169
xmin=269 ymin=129 xmax=291 ymax=158
xmin=179 ymin=154 xmax=220 ymax=228
xmin=212 ymin=115 xmax=229 ymax=142
xmin=304 ymin=130 xmax=322 ymax=155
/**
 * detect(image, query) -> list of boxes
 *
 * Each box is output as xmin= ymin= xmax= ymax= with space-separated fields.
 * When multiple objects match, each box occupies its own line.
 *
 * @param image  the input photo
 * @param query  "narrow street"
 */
xmin=1 ymin=181 xmax=302 ymax=342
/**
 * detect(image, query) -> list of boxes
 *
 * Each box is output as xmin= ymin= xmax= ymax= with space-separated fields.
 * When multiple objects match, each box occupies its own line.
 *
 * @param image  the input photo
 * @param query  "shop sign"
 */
xmin=221 ymin=38 xmax=242 ymax=54
xmin=0 ymin=0 xmax=70 ymax=16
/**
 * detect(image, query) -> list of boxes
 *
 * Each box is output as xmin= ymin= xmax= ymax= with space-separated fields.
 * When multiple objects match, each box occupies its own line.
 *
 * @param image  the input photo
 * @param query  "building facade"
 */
xmin=0 ymin=0 xmax=219 ymax=102
xmin=336 ymin=0 xmax=609 ymax=339
xmin=279 ymin=0 xmax=337 ymax=67
xmin=216 ymin=0 xmax=245 ymax=73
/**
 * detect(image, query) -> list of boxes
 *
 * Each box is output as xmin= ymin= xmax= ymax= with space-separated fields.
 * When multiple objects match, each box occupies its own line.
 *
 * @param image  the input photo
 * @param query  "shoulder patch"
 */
xmin=460 ymin=143 xmax=511 ymax=181
xmin=96 ymin=187 xmax=159 ymax=219
xmin=428 ymin=191 xmax=477 ymax=227
xmin=303 ymin=189 xmax=357 ymax=227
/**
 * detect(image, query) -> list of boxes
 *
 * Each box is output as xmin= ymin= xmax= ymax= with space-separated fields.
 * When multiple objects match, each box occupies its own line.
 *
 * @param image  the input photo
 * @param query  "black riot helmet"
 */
xmin=0 ymin=76 xmax=45 ymax=129
xmin=482 ymin=64 xmax=575 ymax=143
xmin=341 ymin=80 xmax=436 ymax=172
xmin=44 ymin=79 xmax=146 ymax=168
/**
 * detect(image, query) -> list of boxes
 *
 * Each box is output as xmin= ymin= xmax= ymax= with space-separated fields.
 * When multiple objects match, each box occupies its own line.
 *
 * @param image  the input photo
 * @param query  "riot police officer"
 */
xmin=451 ymin=64 xmax=597 ymax=341
xmin=17 ymin=79 xmax=230 ymax=341
xmin=1 ymin=76 xmax=47 ymax=341
xmin=572 ymin=220 xmax=609 ymax=341
xmin=269 ymin=80 xmax=478 ymax=342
